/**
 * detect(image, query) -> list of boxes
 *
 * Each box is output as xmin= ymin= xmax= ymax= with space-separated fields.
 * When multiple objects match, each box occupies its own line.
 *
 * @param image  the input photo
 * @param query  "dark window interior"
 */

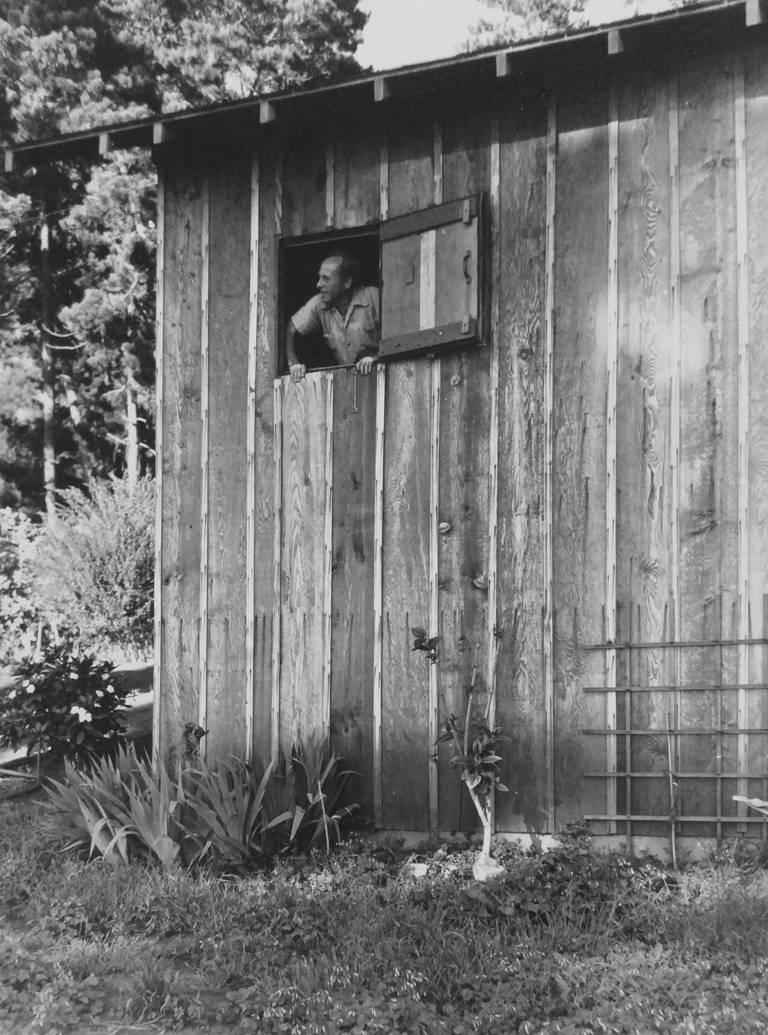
xmin=278 ymin=228 xmax=379 ymax=375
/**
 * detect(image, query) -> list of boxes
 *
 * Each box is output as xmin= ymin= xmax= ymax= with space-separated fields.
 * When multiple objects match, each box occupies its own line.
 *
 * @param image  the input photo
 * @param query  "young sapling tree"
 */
xmin=434 ymin=639 xmax=508 ymax=880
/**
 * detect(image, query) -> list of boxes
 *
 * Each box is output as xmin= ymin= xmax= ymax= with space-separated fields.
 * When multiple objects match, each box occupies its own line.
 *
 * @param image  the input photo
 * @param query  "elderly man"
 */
xmin=286 ymin=252 xmax=380 ymax=383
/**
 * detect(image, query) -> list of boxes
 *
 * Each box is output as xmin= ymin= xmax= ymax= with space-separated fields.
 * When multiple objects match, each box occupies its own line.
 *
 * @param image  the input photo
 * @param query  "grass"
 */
xmin=3 ymin=791 xmax=768 ymax=1034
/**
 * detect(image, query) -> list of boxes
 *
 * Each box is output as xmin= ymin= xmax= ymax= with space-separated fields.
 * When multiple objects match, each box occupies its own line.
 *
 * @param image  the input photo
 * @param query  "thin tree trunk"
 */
xmin=125 ymin=378 xmax=138 ymax=493
xmin=39 ymin=216 xmax=56 ymax=523
xmin=63 ymin=379 xmax=94 ymax=482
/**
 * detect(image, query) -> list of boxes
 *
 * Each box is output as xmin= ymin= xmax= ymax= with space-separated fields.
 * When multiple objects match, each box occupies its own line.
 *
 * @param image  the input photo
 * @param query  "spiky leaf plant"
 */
xmin=266 ymin=737 xmax=359 ymax=853
xmin=176 ymin=757 xmax=292 ymax=869
xmin=42 ymin=743 xmax=182 ymax=870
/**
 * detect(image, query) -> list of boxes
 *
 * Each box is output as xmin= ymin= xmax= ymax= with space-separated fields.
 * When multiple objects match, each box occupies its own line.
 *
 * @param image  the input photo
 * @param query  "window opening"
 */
xmin=279 ymin=228 xmax=379 ymax=377
xmin=277 ymin=193 xmax=485 ymax=378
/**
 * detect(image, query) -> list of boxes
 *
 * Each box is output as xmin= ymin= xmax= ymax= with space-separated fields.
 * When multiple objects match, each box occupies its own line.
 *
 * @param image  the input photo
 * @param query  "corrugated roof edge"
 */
xmin=0 ymin=0 xmax=753 ymax=173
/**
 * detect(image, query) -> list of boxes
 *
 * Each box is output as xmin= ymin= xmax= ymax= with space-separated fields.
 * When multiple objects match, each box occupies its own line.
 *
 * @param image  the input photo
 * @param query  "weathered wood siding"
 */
xmin=157 ymin=34 xmax=768 ymax=837
xmin=157 ymin=159 xmax=205 ymax=755
xmin=205 ymin=157 xmax=251 ymax=761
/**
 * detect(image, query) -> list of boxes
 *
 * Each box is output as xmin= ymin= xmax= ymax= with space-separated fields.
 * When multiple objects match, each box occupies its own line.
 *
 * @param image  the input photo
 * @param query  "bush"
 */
xmin=0 ymin=641 xmax=129 ymax=764
xmin=0 ymin=507 xmax=41 ymax=664
xmin=30 ymin=475 xmax=154 ymax=657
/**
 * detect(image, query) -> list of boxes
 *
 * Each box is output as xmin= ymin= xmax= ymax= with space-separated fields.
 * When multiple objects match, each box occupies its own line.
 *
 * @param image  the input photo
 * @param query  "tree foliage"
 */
xmin=467 ymin=0 xmax=586 ymax=48
xmin=29 ymin=475 xmax=156 ymax=656
xmin=0 ymin=0 xmax=367 ymax=511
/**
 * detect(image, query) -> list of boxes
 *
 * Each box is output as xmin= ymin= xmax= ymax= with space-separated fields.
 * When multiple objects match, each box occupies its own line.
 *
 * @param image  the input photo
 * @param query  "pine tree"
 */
xmin=0 ymin=0 xmax=367 ymax=511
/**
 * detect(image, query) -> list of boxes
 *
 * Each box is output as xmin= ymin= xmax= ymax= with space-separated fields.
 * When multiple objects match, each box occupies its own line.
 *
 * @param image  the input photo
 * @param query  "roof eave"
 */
xmin=1 ymin=0 xmax=759 ymax=174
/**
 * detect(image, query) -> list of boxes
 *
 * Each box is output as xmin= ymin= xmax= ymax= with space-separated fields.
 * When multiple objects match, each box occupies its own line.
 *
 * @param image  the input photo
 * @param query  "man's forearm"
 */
xmin=286 ymin=323 xmax=299 ymax=366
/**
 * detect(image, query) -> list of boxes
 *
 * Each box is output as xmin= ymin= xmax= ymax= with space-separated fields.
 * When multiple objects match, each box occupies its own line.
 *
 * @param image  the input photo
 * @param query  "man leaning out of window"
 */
xmin=286 ymin=252 xmax=380 ymax=383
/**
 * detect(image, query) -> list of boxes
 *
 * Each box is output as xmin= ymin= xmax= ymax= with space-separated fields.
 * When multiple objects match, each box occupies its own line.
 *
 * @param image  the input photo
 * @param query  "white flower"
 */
xmin=71 ymin=706 xmax=92 ymax=723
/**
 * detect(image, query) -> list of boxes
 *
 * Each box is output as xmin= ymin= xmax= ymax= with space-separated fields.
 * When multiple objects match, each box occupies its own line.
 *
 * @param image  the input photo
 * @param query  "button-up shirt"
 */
xmin=291 ymin=286 xmax=380 ymax=366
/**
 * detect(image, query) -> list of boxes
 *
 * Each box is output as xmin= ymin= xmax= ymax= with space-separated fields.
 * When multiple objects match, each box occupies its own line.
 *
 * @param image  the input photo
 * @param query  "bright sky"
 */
xmin=357 ymin=0 xmax=673 ymax=70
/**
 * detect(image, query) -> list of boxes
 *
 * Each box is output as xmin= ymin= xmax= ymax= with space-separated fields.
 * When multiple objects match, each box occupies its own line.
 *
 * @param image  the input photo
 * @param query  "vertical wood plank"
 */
xmin=615 ymin=72 xmax=672 ymax=835
xmin=428 ymin=120 xmax=442 ymax=832
xmin=544 ymin=96 xmax=557 ymax=829
xmin=381 ymin=117 xmax=433 ymax=829
xmin=198 ymin=176 xmax=210 ymax=750
xmin=442 ymin=111 xmax=490 ymax=203
xmin=152 ymin=166 xmax=165 ymax=768
xmin=676 ymin=54 xmax=739 ymax=833
xmin=372 ymin=131 xmax=389 ymax=827
xmin=552 ymin=80 xmax=610 ymax=829
xmin=282 ymin=129 xmax=327 ymax=237
xmin=322 ymin=381 xmax=334 ymax=740
xmin=271 ymin=381 xmax=282 ymax=760
xmin=373 ymin=364 xmax=386 ymax=825
xmin=334 ymin=119 xmax=381 ymax=226
xmin=745 ymin=42 xmax=768 ymax=802
xmin=735 ymin=56 xmax=750 ymax=815
xmin=605 ymin=83 xmax=619 ymax=831
xmin=379 ymin=136 xmax=389 ymax=224
xmin=278 ymin=374 xmax=333 ymax=749
xmin=245 ymin=153 xmax=259 ymax=764
xmin=669 ymin=74 xmax=682 ymax=804
xmin=487 ymin=116 xmax=500 ymax=772
xmin=381 ymin=362 xmax=432 ymax=828
xmin=429 ymin=360 xmax=440 ymax=831
xmin=326 ymin=138 xmax=335 ymax=228
xmin=419 ymin=230 xmax=437 ymax=330
xmin=436 ymin=113 xmax=491 ymax=833
xmin=158 ymin=162 xmax=204 ymax=759
xmin=494 ymin=92 xmax=550 ymax=834
xmin=330 ymin=369 xmax=377 ymax=820
xmin=205 ymin=157 xmax=251 ymax=762
xmin=253 ymin=147 xmax=280 ymax=765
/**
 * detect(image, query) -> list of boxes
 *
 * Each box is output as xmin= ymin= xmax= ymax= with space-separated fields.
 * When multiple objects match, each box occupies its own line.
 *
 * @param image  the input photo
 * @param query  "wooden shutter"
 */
xmin=379 ymin=194 xmax=484 ymax=359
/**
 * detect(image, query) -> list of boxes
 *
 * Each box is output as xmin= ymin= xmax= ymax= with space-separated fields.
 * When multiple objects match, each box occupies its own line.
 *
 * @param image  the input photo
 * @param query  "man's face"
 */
xmin=317 ymin=257 xmax=349 ymax=307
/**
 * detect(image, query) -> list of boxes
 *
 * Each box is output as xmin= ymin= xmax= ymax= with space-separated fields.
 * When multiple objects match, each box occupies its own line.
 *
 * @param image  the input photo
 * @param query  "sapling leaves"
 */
xmin=411 ymin=627 xmax=440 ymax=663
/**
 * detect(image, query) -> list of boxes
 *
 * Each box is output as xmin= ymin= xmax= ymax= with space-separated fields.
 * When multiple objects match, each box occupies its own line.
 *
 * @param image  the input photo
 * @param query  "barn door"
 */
xmin=379 ymin=195 xmax=484 ymax=358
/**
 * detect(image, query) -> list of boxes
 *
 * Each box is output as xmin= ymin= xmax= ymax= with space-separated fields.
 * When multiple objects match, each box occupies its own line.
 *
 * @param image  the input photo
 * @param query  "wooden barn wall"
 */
xmin=157 ymin=35 xmax=768 ymax=836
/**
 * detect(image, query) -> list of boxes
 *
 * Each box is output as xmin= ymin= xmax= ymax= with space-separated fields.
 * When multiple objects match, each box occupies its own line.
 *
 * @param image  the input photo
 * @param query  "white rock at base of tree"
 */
xmin=472 ymin=853 xmax=506 ymax=882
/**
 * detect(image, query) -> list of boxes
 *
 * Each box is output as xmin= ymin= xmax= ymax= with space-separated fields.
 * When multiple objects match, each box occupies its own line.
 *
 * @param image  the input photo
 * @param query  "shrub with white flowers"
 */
xmin=0 ymin=641 xmax=130 ymax=765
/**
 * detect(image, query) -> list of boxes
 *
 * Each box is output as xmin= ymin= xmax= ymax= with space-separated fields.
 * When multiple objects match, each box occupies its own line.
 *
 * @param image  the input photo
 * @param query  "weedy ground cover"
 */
xmin=2 ymin=792 xmax=768 ymax=1035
